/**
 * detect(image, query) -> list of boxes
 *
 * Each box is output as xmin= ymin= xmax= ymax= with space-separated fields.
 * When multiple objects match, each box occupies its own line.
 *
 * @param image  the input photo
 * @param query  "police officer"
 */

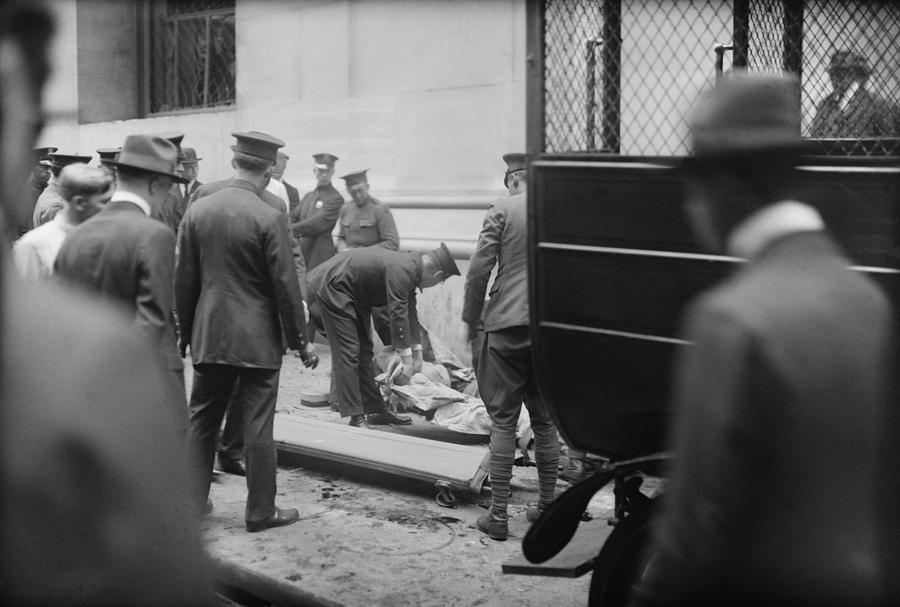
xmin=32 ymin=151 xmax=92 ymax=227
xmin=18 ymin=146 xmax=56 ymax=237
xmin=337 ymin=169 xmax=399 ymax=347
xmin=336 ymin=169 xmax=398 ymax=252
xmin=309 ymin=243 xmax=460 ymax=427
xmin=291 ymin=153 xmax=344 ymax=271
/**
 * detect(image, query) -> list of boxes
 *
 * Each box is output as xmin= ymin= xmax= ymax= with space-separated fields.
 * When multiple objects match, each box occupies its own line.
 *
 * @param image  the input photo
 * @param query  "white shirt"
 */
xmin=111 ymin=190 xmax=152 ymax=216
xmin=13 ymin=213 xmax=78 ymax=280
xmin=265 ymin=179 xmax=289 ymax=215
xmin=727 ymin=200 xmax=826 ymax=260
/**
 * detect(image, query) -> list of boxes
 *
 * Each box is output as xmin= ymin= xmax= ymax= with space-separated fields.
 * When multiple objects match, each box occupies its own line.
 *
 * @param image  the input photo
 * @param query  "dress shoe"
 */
xmin=217 ymin=452 xmax=247 ymax=476
xmin=348 ymin=414 xmax=368 ymax=428
xmin=476 ymin=512 xmax=508 ymax=541
xmin=367 ymin=410 xmax=412 ymax=426
xmin=246 ymin=506 xmax=300 ymax=533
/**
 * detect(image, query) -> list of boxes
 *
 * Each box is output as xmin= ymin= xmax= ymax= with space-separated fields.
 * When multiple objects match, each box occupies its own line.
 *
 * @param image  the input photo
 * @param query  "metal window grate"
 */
xmin=148 ymin=0 xmax=236 ymax=114
xmin=541 ymin=0 xmax=900 ymax=156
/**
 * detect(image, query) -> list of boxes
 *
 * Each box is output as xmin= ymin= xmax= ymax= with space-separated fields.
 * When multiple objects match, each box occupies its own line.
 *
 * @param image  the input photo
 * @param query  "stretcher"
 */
xmin=273 ymin=413 xmax=490 ymax=507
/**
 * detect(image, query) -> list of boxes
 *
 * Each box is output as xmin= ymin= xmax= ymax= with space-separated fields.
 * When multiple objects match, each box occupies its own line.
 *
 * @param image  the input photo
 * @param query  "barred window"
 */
xmin=539 ymin=0 xmax=900 ymax=157
xmin=147 ymin=0 xmax=236 ymax=114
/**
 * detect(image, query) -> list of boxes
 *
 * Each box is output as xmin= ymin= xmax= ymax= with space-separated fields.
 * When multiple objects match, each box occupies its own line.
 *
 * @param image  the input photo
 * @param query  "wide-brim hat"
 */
xmin=430 ymin=242 xmax=460 ymax=278
xmin=181 ymin=147 xmax=201 ymax=165
xmin=686 ymin=71 xmax=812 ymax=166
xmin=108 ymin=134 xmax=187 ymax=183
xmin=828 ymin=50 xmax=871 ymax=77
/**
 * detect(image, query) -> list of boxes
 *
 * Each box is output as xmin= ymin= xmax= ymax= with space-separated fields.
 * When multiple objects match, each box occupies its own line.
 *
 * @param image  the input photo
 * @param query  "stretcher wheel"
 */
xmin=435 ymin=481 xmax=455 ymax=508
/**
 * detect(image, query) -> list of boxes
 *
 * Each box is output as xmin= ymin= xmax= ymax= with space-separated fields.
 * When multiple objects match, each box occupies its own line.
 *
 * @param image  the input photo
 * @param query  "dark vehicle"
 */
xmin=519 ymin=1 xmax=900 ymax=604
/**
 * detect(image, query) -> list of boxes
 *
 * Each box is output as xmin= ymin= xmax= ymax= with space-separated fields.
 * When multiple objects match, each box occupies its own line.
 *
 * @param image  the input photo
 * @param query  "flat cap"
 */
xmin=314 ymin=153 xmax=339 ymax=169
xmin=231 ymin=131 xmax=284 ymax=163
xmin=341 ymin=170 xmax=368 ymax=188
xmin=34 ymin=146 xmax=57 ymax=164
xmin=430 ymin=242 xmax=460 ymax=278
xmin=51 ymin=152 xmax=93 ymax=167
xmin=96 ymin=147 xmax=121 ymax=166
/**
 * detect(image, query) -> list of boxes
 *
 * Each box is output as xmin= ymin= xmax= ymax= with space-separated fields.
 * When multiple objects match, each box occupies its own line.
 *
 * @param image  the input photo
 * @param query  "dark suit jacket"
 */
xmin=175 ymin=179 xmax=306 ymax=369
xmin=192 ymin=178 xmax=307 ymax=299
xmin=291 ymin=183 xmax=343 ymax=270
xmin=634 ymin=230 xmax=896 ymax=606
xmin=54 ymin=198 xmax=182 ymax=372
xmin=462 ymin=191 xmax=529 ymax=331
xmin=308 ymin=246 xmax=423 ymax=349
xmin=284 ymin=180 xmax=300 ymax=216
xmin=0 ymin=276 xmax=210 ymax=606
xmin=158 ymin=184 xmax=184 ymax=233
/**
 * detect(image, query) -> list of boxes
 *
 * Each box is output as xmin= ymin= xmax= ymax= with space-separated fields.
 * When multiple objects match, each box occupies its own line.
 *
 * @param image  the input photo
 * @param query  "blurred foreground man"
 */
xmin=175 ymin=131 xmax=318 ymax=532
xmin=309 ymin=244 xmax=460 ymax=427
xmin=630 ymin=72 xmax=898 ymax=606
xmin=291 ymin=152 xmax=343 ymax=271
xmin=14 ymin=163 xmax=112 ymax=280
xmin=0 ymin=3 xmax=211 ymax=605
xmin=462 ymin=153 xmax=559 ymax=541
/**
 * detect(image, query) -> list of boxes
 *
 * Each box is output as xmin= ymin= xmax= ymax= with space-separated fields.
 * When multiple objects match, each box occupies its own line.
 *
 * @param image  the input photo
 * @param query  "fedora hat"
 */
xmin=109 ymin=134 xmax=187 ymax=183
xmin=828 ymin=50 xmax=871 ymax=77
xmin=687 ymin=70 xmax=810 ymax=163
xmin=181 ymin=147 xmax=201 ymax=165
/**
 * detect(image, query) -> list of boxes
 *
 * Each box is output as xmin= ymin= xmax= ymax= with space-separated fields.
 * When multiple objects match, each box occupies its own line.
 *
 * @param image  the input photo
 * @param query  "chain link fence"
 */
xmin=542 ymin=0 xmax=900 ymax=156
xmin=148 ymin=0 xmax=236 ymax=114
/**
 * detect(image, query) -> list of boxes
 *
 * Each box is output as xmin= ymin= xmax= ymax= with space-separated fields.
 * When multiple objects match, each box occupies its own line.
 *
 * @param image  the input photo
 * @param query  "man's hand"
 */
xmin=298 ymin=343 xmax=319 ymax=369
xmin=412 ymin=347 xmax=424 ymax=374
xmin=395 ymin=354 xmax=415 ymax=385
xmin=462 ymin=322 xmax=478 ymax=344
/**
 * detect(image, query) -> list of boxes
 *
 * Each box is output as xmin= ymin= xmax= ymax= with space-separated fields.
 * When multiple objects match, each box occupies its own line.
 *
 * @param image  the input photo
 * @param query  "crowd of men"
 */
xmin=3 ymin=2 xmax=899 ymax=604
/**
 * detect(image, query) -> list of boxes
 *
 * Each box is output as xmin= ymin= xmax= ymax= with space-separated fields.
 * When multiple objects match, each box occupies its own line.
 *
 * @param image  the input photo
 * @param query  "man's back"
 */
xmin=0 ymin=278 xmax=208 ymax=605
xmin=176 ymin=180 xmax=304 ymax=368
xmin=643 ymin=230 xmax=894 ymax=604
xmin=462 ymin=191 xmax=529 ymax=332
xmin=54 ymin=200 xmax=181 ymax=371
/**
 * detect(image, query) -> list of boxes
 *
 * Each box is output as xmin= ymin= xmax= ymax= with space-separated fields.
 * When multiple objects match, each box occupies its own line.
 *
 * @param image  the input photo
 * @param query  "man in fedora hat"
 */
xmin=462 ymin=152 xmax=559 ymax=541
xmin=173 ymin=146 xmax=201 ymax=220
xmin=630 ymin=72 xmax=897 ymax=605
xmin=307 ymin=243 xmax=460 ymax=428
xmin=291 ymin=152 xmax=344 ymax=271
xmin=32 ymin=151 xmax=93 ymax=228
xmin=55 ymin=134 xmax=188 ymax=393
xmin=175 ymin=131 xmax=318 ymax=532
xmin=810 ymin=49 xmax=897 ymax=138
